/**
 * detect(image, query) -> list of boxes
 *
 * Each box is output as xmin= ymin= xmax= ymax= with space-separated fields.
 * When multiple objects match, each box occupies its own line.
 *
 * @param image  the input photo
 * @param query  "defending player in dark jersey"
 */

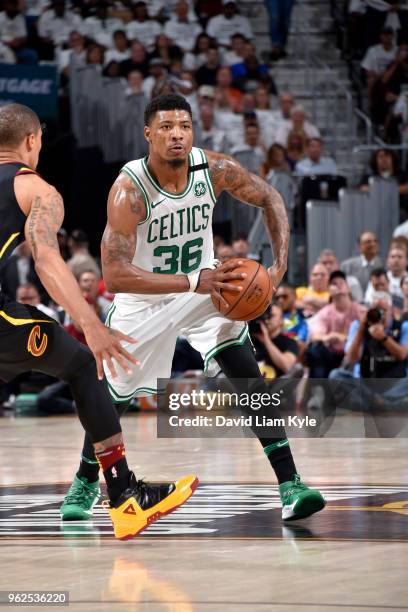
xmin=0 ymin=103 xmax=198 ymax=540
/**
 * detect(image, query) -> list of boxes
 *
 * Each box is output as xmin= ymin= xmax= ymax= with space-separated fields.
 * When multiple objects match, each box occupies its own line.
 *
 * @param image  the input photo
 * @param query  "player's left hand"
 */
xmin=267 ymin=264 xmax=286 ymax=293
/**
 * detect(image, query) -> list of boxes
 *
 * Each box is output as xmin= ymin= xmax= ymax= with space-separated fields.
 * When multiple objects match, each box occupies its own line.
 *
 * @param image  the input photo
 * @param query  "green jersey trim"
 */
xmin=199 ymin=148 xmax=217 ymax=205
xmin=107 ymin=382 xmax=164 ymax=401
xmin=203 ymin=324 xmax=249 ymax=373
xmin=121 ymin=167 xmax=151 ymax=226
xmin=141 ymin=154 xmax=194 ymax=199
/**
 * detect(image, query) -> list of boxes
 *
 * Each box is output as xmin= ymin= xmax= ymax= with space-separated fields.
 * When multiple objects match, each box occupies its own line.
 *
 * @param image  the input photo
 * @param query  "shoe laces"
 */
xmin=64 ymin=480 xmax=99 ymax=505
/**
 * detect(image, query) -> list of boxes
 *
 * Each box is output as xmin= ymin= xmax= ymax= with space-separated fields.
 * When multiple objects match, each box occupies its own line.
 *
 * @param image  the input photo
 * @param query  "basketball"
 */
xmin=211 ymin=258 xmax=273 ymax=321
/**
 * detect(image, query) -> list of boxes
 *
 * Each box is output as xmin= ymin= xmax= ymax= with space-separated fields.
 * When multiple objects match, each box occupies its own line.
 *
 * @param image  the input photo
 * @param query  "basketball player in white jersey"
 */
xmin=61 ymin=94 xmax=325 ymax=522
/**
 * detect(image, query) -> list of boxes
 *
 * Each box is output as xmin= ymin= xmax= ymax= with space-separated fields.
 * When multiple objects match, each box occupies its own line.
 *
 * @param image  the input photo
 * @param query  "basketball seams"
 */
xmin=224 ymin=261 xmax=261 ymax=318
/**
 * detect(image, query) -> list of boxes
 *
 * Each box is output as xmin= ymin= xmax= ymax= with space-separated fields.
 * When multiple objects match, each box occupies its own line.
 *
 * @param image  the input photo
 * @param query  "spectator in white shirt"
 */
xmin=57 ymin=30 xmax=86 ymax=76
xmin=0 ymin=0 xmax=37 ymax=63
xmin=272 ymin=90 xmax=295 ymax=125
xmin=295 ymin=138 xmax=338 ymax=176
xmin=276 ymin=105 xmax=320 ymax=147
xmin=254 ymin=85 xmax=279 ymax=146
xmin=386 ymin=245 xmax=407 ymax=300
xmin=142 ymin=57 xmax=168 ymax=99
xmin=0 ymin=40 xmax=16 ymax=63
xmin=38 ymin=0 xmax=82 ymax=49
xmin=361 ymin=26 xmax=397 ymax=95
xmin=199 ymin=104 xmax=229 ymax=153
xmin=126 ymin=1 xmax=162 ymax=52
xmin=164 ymin=0 xmax=202 ymax=52
xmin=207 ymin=0 xmax=253 ymax=48
xmin=104 ymin=30 xmax=130 ymax=66
xmin=223 ymin=32 xmax=248 ymax=65
xmin=125 ymin=69 xmax=144 ymax=96
xmin=82 ymin=3 xmax=123 ymax=49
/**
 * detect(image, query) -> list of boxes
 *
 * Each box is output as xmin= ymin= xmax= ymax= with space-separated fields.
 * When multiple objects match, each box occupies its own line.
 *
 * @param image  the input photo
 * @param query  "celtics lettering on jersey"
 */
xmin=121 ymin=148 xmax=217 ymax=276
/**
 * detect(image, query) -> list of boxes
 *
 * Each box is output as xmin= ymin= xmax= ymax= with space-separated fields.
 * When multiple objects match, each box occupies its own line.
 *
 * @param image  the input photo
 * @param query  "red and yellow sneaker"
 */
xmin=105 ymin=472 xmax=199 ymax=540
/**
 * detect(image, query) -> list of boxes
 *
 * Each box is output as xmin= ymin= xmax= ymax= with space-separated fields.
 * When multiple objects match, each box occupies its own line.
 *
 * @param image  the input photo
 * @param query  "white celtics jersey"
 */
xmin=116 ymin=147 xmax=217 ymax=303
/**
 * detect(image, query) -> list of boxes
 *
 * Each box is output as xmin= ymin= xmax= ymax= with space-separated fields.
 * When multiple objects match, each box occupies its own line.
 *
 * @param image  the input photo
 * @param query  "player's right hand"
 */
xmin=83 ymin=322 xmax=139 ymax=380
xmin=196 ymin=260 xmax=247 ymax=309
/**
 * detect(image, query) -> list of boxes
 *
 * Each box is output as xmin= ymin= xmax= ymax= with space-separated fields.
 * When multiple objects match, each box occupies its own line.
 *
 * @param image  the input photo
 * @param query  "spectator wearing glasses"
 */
xmin=341 ymin=232 xmax=383 ymax=293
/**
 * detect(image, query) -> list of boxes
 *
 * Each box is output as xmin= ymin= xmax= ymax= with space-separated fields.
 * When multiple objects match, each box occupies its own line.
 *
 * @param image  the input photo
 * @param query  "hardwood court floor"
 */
xmin=0 ymin=414 xmax=407 ymax=612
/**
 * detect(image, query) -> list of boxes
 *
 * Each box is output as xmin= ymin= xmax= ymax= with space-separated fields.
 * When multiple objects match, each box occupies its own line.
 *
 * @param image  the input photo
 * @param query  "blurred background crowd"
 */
xmin=1 ymin=0 xmax=408 ymax=414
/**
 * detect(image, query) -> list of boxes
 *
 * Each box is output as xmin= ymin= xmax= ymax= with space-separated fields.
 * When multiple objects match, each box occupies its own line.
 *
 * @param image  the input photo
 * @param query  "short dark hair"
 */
xmin=144 ymin=93 xmax=192 ymax=126
xmin=232 ymin=232 xmax=248 ymax=243
xmin=370 ymin=267 xmax=388 ymax=279
xmin=0 ymin=103 xmax=41 ymax=149
xmin=329 ymin=270 xmax=346 ymax=283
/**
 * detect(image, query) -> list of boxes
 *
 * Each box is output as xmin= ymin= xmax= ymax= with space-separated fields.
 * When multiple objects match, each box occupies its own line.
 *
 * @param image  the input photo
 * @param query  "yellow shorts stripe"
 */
xmin=0 ymin=310 xmax=53 ymax=326
xmin=0 ymin=232 xmax=20 ymax=260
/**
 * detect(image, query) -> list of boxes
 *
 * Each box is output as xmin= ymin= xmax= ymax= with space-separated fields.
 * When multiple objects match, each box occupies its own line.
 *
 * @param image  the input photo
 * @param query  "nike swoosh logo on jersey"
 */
xmin=151 ymin=198 xmax=166 ymax=208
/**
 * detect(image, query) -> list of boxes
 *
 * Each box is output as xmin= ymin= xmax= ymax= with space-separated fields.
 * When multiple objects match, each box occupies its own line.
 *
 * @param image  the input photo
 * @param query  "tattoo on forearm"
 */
xmin=102 ymin=227 xmax=135 ymax=267
xmin=209 ymin=155 xmax=289 ymax=269
xmin=28 ymin=192 xmax=64 ymax=259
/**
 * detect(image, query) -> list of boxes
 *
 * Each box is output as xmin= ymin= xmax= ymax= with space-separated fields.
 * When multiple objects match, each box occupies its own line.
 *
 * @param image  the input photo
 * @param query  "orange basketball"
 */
xmin=211 ymin=258 xmax=273 ymax=321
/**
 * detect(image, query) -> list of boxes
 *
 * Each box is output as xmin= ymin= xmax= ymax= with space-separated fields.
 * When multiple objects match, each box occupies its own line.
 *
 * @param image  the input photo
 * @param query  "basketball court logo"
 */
xmin=27 ymin=325 xmax=48 ymax=357
xmin=194 ymin=181 xmax=206 ymax=197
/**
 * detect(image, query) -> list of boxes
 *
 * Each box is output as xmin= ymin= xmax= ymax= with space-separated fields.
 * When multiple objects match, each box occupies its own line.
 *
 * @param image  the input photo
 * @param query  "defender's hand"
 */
xmin=83 ymin=322 xmax=139 ymax=380
xmin=196 ymin=260 xmax=247 ymax=309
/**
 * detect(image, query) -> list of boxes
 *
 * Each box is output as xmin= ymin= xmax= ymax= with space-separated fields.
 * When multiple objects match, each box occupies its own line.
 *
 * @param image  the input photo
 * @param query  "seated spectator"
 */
xmin=252 ymin=304 xmax=299 ymax=378
xmin=195 ymin=45 xmax=221 ymax=86
xmin=318 ymin=248 xmax=363 ymax=302
xmin=359 ymin=148 xmax=408 ymax=218
xmin=207 ymin=0 xmax=253 ymax=48
xmin=164 ymin=0 xmax=202 ymax=53
xmin=254 ymin=86 xmax=279 ymax=146
xmin=231 ymin=41 xmax=276 ymax=93
xmin=307 ymin=271 xmax=363 ymax=378
xmin=199 ymin=104 xmax=229 ymax=152
xmin=364 ymin=266 xmax=402 ymax=309
xmin=214 ymin=66 xmax=243 ymax=113
xmin=276 ymin=105 xmax=320 ymax=148
xmin=275 ymin=283 xmax=309 ymax=345
xmin=328 ymin=291 xmax=408 ymax=436
xmin=230 ymin=122 xmax=266 ymax=175
xmin=264 ymin=0 xmax=295 ymax=60
xmin=0 ymin=40 xmax=16 ymax=63
xmin=120 ymin=40 xmax=149 ymax=78
xmin=262 ymin=143 xmax=291 ymax=179
xmin=285 ymin=130 xmax=306 ymax=170
xmin=386 ymin=244 xmax=407 ymax=300
xmin=67 ymin=229 xmax=100 ymax=279
xmin=374 ymin=40 xmax=408 ymax=127
xmin=57 ymin=31 xmax=86 ymax=77
xmin=126 ymin=1 xmax=162 ymax=53
xmin=142 ymin=58 xmax=168 ymax=99
xmin=341 ymin=231 xmax=383 ymax=293
xmin=124 ymin=69 xmax=145 ymax=96
xmin=296 ymin=263 xmax=330 ymax=317
xmin=390 ymin=235 xmax=408 ymax=257
xmin=295 ymin=138 xmax=338 ymax=176
xmin=16 ymin=283 xmax=59 ymax=321
xmin=192 ymin=32 xmax=214 ymax=68
xmin=223 ymin=32 xmax=247 ymax=66
xmin=0 ymin=0 xmax=37 ymax=64
xmin=272 ymin=91 xmax=295 ymax=125
xmin=361 ymin=26 xmax=397 ymax=102
xmin=231 ymin=232 xmax=259 ymax=260
xmin=85 ymin=43 xmax=104 ymax=71
xmin=104 ymin=30 xmax=130 ymax=66
xmin=82 ymin=3 xmax=123 ymax=49
xmin=78 ymin=269 xmax=111 ymax=321
xmin=0 ymin=241 xmax=44 ymax=302
xmin=216 ymin=243 xmax=234 ymax=263
xmin=103 ymin=60 xmax=122 ymax=77
xmin=38 ymin=0 xmax=82 ymax=54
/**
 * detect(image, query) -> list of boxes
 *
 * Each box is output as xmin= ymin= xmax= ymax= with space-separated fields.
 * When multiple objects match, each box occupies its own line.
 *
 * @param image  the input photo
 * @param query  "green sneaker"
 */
xmin=60 ymin=475 xmax=100 ymax=521
xmin=279 ymin=474 xmax=326 ymax=521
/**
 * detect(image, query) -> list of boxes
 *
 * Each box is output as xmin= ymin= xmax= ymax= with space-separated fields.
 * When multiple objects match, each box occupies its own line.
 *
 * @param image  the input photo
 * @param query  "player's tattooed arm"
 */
xmin=17 ymin=173 xmax=138 ymax=380
xmin=207 ymin=151 xmax=289 ymax=288
xmin=101 ymin=172 xmax=190 ymax=294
